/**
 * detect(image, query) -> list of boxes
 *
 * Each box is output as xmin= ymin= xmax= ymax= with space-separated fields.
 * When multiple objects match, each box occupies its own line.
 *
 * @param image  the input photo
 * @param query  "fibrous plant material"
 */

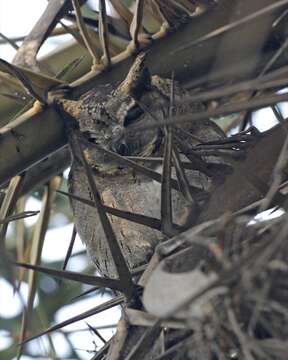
xmin=2 ymin=1 xmax=288 ymax=360
xmin=0 ymin=0 xmax=285 ymax=187
xmin=142 ymin=212 xmax=288 ymax=359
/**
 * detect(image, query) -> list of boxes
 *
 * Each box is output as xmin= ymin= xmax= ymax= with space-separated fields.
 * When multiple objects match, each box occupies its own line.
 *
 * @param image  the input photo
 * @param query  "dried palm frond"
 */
xmin=1 ymin=1 xmax=288 ymax=360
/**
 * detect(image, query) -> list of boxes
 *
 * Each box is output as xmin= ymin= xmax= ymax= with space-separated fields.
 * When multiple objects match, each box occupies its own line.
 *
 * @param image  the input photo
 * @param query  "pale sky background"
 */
xmin=0 ymin=1 xmax=287 ymax=359
xmin=0 ymin=1 xmax=120 ymax=359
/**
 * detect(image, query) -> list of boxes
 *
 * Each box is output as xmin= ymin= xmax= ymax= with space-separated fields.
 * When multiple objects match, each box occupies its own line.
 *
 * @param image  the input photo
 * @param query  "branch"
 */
xmin=70 ymin=0 xmax=286 ymax=97
xmin=0 ymin=105 xmax=66 ymax=186
xmin=0 ymin=0 xmax=287 ymax=192
xmin=198 ymin=122 xmax=288 ymax=222
xmin=12 ymin=0 xmax=87 ymax=71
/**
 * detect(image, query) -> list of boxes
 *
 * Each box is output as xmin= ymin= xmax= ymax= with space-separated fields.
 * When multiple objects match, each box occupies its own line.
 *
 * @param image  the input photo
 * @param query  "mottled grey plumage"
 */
xmin=68 ymin=55 xmax=225 ymax=278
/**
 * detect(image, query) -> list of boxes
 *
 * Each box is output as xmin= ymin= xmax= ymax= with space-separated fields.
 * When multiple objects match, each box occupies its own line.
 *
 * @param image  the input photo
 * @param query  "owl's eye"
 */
xmin=112 ymin=139 xmax=131 ymax=156
xmin=123 ymin=104 xmax=144 ymax=127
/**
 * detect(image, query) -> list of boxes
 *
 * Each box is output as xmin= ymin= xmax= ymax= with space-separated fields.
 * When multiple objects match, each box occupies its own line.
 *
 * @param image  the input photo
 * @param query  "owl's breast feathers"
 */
xmin=66 ymin=56 xmax=225 ymax=277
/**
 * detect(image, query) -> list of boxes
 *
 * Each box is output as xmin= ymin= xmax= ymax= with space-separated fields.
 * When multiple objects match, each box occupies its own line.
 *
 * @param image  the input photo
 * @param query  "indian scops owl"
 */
xmin=67 ymin=55 xmax=225 ymax=278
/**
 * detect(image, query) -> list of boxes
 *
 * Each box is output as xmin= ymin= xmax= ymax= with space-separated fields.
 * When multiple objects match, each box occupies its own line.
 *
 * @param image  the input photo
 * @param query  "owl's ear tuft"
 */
xmin=118 ymin=52 xmax=151 ymax=99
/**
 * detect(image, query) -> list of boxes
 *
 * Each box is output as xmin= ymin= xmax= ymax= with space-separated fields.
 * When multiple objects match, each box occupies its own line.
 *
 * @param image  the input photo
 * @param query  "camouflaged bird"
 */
xmin=65 ymin=54 xmax=225 ymax=278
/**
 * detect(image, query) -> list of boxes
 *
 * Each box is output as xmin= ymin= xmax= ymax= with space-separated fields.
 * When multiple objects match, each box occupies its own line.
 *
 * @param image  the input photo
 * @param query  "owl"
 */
xmin=67 ymin=55 xmax=225 ymax=278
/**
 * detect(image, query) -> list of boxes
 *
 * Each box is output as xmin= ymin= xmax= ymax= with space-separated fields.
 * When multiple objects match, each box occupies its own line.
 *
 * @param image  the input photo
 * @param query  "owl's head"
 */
xmin=75 ymin=54 xmax=163 ymax=173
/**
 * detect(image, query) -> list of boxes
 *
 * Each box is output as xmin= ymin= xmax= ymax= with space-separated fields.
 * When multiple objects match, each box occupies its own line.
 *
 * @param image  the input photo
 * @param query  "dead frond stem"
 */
xmin=71 ymin=0 xmax=101 ymax=68
xmin=99 ymin=0 xmax=111 ymax=67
